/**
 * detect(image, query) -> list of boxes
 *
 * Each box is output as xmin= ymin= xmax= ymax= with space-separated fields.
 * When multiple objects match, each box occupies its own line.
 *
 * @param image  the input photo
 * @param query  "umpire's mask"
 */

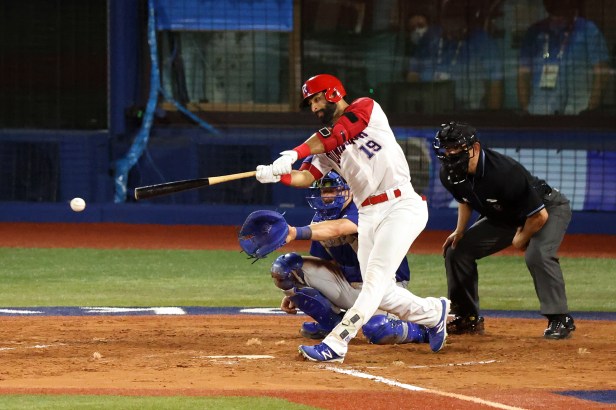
xmin=433 ymin=122 xmax=478 ymax=184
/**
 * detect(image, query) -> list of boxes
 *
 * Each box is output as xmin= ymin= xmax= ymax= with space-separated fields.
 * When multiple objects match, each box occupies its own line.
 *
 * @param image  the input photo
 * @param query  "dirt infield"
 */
xmin=2 ymin=222 xmax=615 ymax=258
xmin=1 ymin=222 xmax=615 ymax=409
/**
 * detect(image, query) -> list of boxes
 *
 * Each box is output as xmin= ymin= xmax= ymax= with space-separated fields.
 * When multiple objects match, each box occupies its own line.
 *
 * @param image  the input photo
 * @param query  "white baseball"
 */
xmin=70 ymin=197 xmax=86 ymax=212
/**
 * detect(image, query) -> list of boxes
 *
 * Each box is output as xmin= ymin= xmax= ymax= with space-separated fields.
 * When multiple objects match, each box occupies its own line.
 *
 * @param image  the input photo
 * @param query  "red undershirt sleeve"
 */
xmin=315 ymin=98 xmax=372 ymax=152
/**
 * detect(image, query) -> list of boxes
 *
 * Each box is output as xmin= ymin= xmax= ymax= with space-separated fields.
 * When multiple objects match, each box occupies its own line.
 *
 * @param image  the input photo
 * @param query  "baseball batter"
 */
xmin=256 ymin=74 xmax=449 ymax=362
xmin=271 ymin=170 xmax=429 ymax=346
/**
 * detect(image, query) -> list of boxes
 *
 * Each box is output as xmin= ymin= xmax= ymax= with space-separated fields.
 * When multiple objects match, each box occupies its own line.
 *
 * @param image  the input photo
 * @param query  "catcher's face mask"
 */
xmin=307 ymin=172 xmax=350 ymax=220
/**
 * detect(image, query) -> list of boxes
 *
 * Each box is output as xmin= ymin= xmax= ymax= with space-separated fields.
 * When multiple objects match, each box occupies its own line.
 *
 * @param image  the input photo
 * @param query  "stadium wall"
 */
xmin=0 ymin=127 xmax=614 ymax=234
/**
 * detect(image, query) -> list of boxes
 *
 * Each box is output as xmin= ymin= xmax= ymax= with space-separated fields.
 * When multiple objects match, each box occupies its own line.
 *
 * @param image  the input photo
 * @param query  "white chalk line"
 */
xmin=367 ymin=359 xmax=498 ymax=370
xmin=0 ymin=343 xmax=63 ymax=352
xmin=196 ymin=355 xmax=274 ymax=359
xmin=0 ymin=309 xmax=43 ymax=315
xmin=325 ymin=366 xmax=527 ymax=410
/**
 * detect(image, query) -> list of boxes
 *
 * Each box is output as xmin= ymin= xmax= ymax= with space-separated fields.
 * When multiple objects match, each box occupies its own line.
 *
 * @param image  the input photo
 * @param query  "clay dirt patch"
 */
xmin=0 ymin=315 xmax=614 ymax=409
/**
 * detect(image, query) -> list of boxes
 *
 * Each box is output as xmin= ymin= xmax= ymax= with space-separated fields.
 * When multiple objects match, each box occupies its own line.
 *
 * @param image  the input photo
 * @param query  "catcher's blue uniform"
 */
xmin=309 ymin=201 xmax=410 ymax=284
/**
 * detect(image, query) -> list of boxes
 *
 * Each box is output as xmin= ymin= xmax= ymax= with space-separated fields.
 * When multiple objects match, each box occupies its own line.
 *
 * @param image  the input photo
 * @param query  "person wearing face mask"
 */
xmin=404 ymin=9 xmax=440 ymax=82
xmin=517 ymin=0 xmax=609 ymax=115
xmin=434 ymin=121 xmax=575 ymax=340
xmin=406 ymin=1 xmax=503 ymax=111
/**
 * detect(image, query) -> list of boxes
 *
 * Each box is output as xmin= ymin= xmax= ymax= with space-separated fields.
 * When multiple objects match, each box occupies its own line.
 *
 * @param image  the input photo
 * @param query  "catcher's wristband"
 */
xmin=295 ymin=226 xmax=312 ymax=240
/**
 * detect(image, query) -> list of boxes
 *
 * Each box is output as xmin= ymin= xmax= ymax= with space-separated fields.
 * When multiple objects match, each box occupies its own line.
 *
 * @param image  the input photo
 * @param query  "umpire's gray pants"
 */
xmin=445 ymin=190 xmax=572 ymax=317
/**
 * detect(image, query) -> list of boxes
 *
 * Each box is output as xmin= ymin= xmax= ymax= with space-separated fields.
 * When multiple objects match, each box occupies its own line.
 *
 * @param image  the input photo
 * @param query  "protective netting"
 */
xmin=156 ymin=0 xmax=615 ymax=116
xmin=1 ymin=0 xmax=615 ymax=211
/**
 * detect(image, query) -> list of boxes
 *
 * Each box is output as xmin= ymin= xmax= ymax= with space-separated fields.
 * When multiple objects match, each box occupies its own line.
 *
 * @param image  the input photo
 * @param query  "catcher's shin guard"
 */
xmin=291 ymin=287 xmax=342 ymax=331
xmin=361 ymin=314 xmax=428 ymax=345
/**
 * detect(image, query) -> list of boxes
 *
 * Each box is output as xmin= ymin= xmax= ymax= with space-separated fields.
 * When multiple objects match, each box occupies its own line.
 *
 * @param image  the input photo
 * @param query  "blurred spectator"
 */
xmin=406 ymin=0 xmax=503 ymax=110
xmin=404 ymin=6 xmax=440 ymax=82
xmin=517 ymin=0 xmax=609 ymax=115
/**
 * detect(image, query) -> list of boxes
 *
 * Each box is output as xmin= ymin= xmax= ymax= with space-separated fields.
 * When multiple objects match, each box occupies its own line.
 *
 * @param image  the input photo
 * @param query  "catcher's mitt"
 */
xmin=238 ymin=210 xmax=289 ymax=260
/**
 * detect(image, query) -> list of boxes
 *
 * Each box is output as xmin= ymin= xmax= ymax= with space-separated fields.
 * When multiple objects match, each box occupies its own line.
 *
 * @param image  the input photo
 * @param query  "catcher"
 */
xmin=240 ymin=170 xmax=430 ymax=345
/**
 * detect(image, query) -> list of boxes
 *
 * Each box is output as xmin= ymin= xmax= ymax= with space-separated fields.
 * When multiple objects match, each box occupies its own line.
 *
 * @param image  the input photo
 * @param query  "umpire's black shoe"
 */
xmin=446 ymin=315 xmax=485 ymax=335
xmin=544 ymin=315 xmax=576 ymax=340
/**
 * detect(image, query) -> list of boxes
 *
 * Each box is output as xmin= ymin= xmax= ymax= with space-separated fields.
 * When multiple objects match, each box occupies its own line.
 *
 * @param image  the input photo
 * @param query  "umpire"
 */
xmin=433 ymin=122 xmax=575 ymax=339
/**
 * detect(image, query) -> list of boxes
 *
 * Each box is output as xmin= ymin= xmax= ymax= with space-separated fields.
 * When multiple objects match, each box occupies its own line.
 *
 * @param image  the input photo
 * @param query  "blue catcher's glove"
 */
xmin=238 ymin=210 xmax=289 ymax=260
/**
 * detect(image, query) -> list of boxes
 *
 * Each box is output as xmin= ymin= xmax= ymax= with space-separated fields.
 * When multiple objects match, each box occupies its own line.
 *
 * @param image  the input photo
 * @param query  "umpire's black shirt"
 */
xmin=439 ymin=147 xmax=550 ymax=228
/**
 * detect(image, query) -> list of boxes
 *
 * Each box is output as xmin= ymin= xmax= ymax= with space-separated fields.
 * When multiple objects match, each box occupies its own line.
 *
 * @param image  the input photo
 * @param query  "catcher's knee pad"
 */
xmin=291 ymin=287 xmax=342 ymax=331
xmin=362 ymin=315 xmax=428 ymax=345
xmin=271 ymin=253 xmax=304 ymax=291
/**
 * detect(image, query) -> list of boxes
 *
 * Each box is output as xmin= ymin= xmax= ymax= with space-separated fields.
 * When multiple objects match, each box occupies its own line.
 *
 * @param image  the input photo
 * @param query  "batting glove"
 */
xmin=272 ymin=150 xmax=298 ymax=176
xmin=256 ymin=165 xmax=281 ymax=184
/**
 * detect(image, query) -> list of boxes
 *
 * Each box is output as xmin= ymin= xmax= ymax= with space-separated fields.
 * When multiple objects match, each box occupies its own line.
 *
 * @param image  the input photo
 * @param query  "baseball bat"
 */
xmin=134 ymin=170 xmax=257 ymax=200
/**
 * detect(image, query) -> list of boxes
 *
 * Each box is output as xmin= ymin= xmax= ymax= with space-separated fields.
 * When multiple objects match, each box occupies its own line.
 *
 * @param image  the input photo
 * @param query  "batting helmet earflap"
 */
xmin=300 ymin=74 xmax=346 ymax=108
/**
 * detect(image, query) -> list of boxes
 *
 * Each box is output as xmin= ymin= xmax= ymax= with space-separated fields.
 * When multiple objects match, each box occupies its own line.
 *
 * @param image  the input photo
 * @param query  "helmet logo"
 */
xmin=300 ymin=74 xmax=346 ymax=108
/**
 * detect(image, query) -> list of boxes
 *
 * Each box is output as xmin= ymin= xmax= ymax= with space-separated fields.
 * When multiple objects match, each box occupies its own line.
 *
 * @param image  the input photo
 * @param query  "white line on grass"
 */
xmin=82 ymin=307 xmax=186 ymax=315
xmin=325 ymin=366 xmax=527 ymax=410
xmin=0 ymin=309 xmax=43 ymax=315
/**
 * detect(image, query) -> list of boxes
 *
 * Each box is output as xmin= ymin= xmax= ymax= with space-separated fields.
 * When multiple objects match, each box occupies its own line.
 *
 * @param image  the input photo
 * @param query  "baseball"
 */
xmin=70 ymin=197 xmax=86 ymax=212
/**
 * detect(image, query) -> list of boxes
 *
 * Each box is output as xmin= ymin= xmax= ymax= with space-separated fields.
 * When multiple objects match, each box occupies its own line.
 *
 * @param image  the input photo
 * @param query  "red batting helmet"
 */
xmin=300 ymin=74 xmax=346 ymax=108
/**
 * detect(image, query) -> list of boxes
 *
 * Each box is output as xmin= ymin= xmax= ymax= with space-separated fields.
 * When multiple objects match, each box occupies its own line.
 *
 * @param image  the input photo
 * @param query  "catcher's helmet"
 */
xmin=300 ymin=74 xmax=346 ymax=108
xmin=271 ymin=252 xmax=304 ymax=285
xmin=433 ymin=122 xmax=479 ymax=184
xmin=306 ymin=171 xmax=350 ymax=220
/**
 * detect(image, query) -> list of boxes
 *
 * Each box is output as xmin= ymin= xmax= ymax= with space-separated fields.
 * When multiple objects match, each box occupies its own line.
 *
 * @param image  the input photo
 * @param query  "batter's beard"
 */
xmin=317 ymin=102 xmax=337 ymax=125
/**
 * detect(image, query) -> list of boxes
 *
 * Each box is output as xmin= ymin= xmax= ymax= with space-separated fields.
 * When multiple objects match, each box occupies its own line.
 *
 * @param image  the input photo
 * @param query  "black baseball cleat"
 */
xmin=446 ymin=315 xmax=485 ymax=335
xmin=544 ymin=315 xmax=576 ymax=340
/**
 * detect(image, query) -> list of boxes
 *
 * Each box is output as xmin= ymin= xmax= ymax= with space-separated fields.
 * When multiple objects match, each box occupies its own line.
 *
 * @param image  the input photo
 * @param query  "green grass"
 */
xmin=0 ymin=247 xmax=613 ymax=409
xmin=0 ymin=249 xmax=280 ymax=307
xmin=0 ymin=395 xmax=318 ymax=410
xmin=0 ymin=248 xmax=614 ymax=311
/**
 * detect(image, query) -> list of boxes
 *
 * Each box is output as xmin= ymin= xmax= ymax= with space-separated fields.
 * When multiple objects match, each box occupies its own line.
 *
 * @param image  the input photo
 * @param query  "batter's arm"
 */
xmin=284 ymin=132 xmax=327 ymax=163
xmin=302 ymin=133 xmax=327 ymax=154
xmin=283 ymin=169 xmax=317 ymax=188
xmin=280 ymin=101 xmax=370 ymax=169
xmin=295 ymin=102 xmax=371 ymax=155
xmin=269 ymin=133 xmax=327 ymax=178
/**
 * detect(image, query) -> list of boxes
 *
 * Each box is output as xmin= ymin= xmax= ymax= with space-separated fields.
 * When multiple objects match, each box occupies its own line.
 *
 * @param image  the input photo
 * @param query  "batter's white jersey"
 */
xmin=300 ymin=96 xmax=445 ymax=358
xmin=309 ymin=98 xmax=413 ymax=206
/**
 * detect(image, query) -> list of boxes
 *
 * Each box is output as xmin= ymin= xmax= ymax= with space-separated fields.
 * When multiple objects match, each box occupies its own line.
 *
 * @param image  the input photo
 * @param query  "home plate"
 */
xmin=196 ymin=355 xmax=274 ymax=359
